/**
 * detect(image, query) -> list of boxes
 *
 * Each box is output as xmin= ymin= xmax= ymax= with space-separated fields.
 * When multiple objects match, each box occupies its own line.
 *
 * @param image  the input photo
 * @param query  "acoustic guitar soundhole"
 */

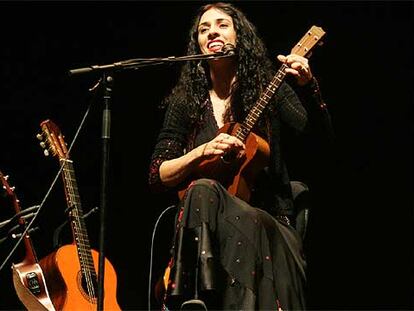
xmin=77 ymin=271 xmax=98 ymax=303
xmin=221 ymin=149 xmax=239 ymax=164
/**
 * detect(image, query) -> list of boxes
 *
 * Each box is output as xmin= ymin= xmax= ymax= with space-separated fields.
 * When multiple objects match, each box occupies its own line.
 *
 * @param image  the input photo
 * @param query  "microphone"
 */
xmin=221 ymin=43 xmax=236 ymax=56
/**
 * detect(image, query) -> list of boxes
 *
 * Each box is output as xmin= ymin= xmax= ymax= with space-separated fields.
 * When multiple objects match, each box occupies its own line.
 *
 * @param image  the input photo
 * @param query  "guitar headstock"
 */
xmin=290 ymin=25 xmax=326 ymax=57
xmin=36 ymin=119 xmax=68 ymax=160
xmin=0 ymin=171 xmax=19 ymax=206
xmin=0 ymin=171 xmax=26 ymax=222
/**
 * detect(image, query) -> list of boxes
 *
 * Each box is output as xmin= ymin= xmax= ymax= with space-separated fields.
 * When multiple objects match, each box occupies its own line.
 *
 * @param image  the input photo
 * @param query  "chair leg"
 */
xmin=290 ymin=181 xmax=311 ymax=240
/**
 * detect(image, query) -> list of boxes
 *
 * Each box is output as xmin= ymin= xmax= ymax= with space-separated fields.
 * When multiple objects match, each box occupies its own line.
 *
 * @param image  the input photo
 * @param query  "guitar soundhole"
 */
xmin=77 ymin=271 xmax=98 ymax=303
xmin=221 ymin=149 xmax=238 ymax=164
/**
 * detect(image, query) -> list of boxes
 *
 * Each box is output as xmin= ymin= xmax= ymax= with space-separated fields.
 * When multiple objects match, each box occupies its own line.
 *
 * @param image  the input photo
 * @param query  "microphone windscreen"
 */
xmin=221 ymin=43 xmax=236 ymax=56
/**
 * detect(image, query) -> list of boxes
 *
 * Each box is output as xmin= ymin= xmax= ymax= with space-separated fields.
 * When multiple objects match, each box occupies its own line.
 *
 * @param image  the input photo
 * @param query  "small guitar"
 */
xmin=178 ymin=25 xmax=326 ymax=203
xmin=37 ymin=119 xmax=121 ymax=310
xmin=0 ymin=171 xmax=56 ymax=310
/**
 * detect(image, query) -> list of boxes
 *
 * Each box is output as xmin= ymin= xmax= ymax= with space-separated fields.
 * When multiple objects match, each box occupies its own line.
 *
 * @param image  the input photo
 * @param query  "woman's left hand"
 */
xmin=277 ymin=54 xmax=313 ymax=86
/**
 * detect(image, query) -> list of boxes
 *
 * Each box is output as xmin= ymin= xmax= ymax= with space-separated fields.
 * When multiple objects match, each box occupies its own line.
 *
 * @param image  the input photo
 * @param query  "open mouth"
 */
xmin=207 ymin=40 xmax=224 ymax=52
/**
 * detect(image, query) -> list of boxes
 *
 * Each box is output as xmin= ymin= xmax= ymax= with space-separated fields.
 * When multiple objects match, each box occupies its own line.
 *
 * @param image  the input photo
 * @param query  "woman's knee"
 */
xmin=189 ymin=178 xmax=220 ymax=189
xmin=181 ymin=178 xmax=222 ymax=227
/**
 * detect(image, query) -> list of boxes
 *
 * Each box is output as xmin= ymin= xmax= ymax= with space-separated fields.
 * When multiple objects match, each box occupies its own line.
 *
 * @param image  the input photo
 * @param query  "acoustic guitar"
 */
xmin=37 ymin=119 xmax=121 ymax=310
xmin=179 ymin=25 xmax=326 ymax=203
xmin=0 ymin=171 xmax=56 ymax=310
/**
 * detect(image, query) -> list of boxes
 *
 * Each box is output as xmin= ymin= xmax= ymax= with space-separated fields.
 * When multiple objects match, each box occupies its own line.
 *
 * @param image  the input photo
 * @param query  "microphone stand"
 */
xmin=97 ymin=71 xmax=112 ymax=311
xmin=68 ymin=50 xmax=234 ymax=311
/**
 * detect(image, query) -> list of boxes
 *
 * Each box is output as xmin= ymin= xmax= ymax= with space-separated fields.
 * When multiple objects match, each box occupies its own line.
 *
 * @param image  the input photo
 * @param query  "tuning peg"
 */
xmin=10 ymin=186 xmax=15 ymax=191
xmin=39 ymin=141 xmax=46 ymax=149
xmin=36 ymin=133 xmax=43 ymax=141
xmin=4 ymin=175 xmax=9 ymax=180
xmin=318 ymin=41 xmax=324 ymax=46
xmin=43 ymin=149 xmax=49 ymax=157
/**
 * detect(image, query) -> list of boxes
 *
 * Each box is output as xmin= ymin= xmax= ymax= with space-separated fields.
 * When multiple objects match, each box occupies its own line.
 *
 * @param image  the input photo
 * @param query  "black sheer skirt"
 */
xmin=164 ymin=178 xmax=306 ymax=310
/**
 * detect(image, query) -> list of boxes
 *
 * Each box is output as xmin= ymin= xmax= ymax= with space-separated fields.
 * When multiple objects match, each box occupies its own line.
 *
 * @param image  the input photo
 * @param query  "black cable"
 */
xmin=148 ymin=204 xmax=176 ymax=311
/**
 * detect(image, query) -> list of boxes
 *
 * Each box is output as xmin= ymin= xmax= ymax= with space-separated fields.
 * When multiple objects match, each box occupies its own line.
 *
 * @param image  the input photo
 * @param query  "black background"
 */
xmin=0 ymin=1 xmax=412 ymax=310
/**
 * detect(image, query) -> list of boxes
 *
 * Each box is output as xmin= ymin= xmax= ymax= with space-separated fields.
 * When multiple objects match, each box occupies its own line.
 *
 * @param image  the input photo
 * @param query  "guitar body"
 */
xmin=179 ymin=122 xmax=270 ymax=203
xmin=12 ymin=261 xmax=56 ymax=311
xmin=39 ymin=244 xmax=121 ymax=311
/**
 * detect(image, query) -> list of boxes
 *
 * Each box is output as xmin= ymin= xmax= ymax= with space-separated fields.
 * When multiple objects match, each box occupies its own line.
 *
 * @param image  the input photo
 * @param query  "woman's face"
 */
xmin=197 ymin=7 xmax=236 ymax=55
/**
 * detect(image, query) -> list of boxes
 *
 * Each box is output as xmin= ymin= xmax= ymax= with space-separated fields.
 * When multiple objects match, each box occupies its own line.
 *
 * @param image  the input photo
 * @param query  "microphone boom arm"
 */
xmin=69 ymin=51 xmax=234 ymax=76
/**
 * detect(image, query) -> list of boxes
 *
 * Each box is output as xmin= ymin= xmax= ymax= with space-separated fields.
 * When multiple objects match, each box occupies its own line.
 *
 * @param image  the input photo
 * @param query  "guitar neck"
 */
xmin=0 ymin=172 xmax=39 ymax=264
xmin=14 ymin=200 xmax=39 ymax=264
xmin=235 ymin=25 xmax=325 ymax=142
xmin=21 ymin=233 xmax=38 ymax=264
xmin=60 ymin=159 xmax=97 ymax=278
xmin=236 ymin=64 xmax=288 ymax=142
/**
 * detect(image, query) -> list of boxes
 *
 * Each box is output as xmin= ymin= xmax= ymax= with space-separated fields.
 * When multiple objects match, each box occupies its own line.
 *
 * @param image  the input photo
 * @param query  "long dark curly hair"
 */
xmin=163 ymin=2 xmax=276 ymax=138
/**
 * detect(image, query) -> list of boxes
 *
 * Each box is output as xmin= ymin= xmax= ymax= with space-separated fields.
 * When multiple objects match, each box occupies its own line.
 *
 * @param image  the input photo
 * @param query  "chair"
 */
xmin=291 ymin=180 xmax=311 ymax=240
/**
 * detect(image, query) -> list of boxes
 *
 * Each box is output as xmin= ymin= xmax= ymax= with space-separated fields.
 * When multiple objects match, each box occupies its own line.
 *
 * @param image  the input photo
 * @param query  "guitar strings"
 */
xmin=63 ymin=161 xmax=96 ymax=304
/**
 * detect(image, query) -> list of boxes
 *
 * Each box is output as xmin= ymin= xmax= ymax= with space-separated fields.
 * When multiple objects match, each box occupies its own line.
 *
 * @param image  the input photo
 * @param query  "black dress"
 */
xmin=149 ymin=80 xmax=325 ymax=310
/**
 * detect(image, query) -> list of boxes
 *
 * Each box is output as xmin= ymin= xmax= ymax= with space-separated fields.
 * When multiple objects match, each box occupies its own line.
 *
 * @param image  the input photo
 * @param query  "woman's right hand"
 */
xmin=199 ymin=133 xmax=245 ymax=158
xmin=159 ymin=133 xmax=245 ymax=188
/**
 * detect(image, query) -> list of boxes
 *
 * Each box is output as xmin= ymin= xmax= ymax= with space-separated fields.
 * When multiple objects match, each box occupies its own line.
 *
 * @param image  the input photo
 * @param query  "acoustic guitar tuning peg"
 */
xmin=43 ymin=149 xmax=49 ymax=157
xmin=4 ymin=175 xmax=9 ymax=180
xmin=39 ymin=142 xmax=46 ymax=149
xmin=36 ymin=133 xmax=43 ymax=141
xmin=318 ymin=41 xmax=324 ymax=46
